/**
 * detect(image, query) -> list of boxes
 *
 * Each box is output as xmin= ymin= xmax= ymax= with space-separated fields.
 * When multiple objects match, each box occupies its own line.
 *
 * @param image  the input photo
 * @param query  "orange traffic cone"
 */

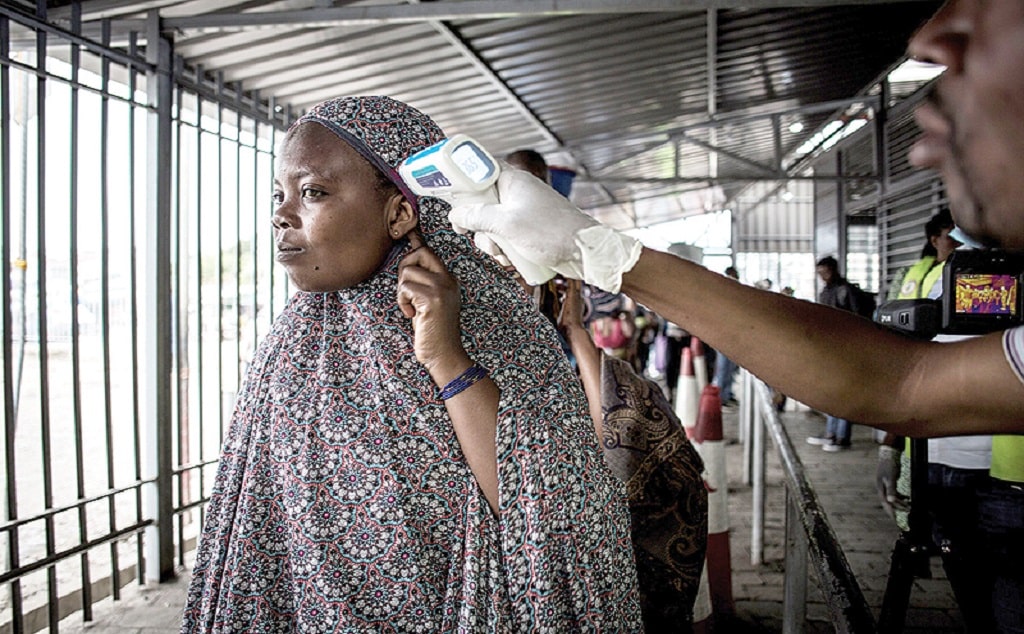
xmin=693 ymin=384 xmax=735 ymax=621
xmin=674 ymin=347 xmax=700 ymax=435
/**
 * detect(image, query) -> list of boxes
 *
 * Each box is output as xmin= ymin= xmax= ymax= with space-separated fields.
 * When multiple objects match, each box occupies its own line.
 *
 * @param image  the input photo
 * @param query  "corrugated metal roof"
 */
xmin=28 ymin=0 xmax=942 ymax=228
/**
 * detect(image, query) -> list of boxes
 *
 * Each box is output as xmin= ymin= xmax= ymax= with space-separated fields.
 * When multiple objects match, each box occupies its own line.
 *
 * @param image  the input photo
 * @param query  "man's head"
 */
xmin=816 ymin=256 xmax=840 ymax=285
xmin=923 ymin=209 xmax=961 ymax=262
xmin=505 ymin=149 xmax=550 ymax=183
xmin=908 ymin=0 xmax=1024 ymax=249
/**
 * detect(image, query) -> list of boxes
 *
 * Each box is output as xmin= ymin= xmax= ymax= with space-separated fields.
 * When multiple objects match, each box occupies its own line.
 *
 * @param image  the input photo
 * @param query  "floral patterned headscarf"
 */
xmin=182 ymin=96 xmax=642 ymax=633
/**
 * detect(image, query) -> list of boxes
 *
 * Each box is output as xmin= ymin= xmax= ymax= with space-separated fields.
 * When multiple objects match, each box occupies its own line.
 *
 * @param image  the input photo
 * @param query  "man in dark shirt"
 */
xmin=807 ymin=256 xmax=860 ymax=451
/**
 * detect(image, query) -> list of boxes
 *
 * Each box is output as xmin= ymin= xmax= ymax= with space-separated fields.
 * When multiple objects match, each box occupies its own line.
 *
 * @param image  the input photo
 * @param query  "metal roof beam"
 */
xmin=586 ymin=174 xmax=879 ymax=186
xmin=424 ymin=18 xmax=561 ymax=148
xmin=676 ymin=131 xmax=783 ymax=178
xmin=81 ymin=0 xmax=934 ymax=31
xmin=577 ymin=95 xmax=880 ymax=150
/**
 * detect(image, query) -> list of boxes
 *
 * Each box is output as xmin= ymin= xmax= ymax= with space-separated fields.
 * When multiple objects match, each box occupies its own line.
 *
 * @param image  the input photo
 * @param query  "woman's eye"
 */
xmin=272 ymin=191 xmax=284 ymax=205
xmin=301 ymin=187 xmax=325 ymax=199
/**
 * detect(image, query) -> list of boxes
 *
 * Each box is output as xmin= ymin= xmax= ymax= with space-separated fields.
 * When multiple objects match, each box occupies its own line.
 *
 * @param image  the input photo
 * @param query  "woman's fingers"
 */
xmin=396 ymin=232 xmax=466 ymax=375
xmin=397 ymin=231 xmax=432 ymax=318
xmin=557 ymin=278 xmax=584 ymax=331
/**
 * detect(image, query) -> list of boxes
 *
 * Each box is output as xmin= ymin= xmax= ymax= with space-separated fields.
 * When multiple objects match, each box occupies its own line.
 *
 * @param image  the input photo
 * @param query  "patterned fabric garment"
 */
xmin=599 ymin=355 xmax=708 ymax=632
xmin=181 ymin=96 xmax=642 ymax=633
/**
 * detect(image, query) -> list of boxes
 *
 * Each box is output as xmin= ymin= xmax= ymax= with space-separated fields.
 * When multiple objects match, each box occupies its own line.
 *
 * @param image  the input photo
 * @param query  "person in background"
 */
xmin=505 ymin=148 xmax=549 ymax=183
xmin=586 ymin=289 xmax=638 ymax=363
xmin=886 ymin=208 xmax=961 ymax=302
xmin=559 ymin=278 xmax=708 ymax=633
xmin=877 ymin=209 xmax=993 ymax=631
xmin=504 ymin=148 xmax=576 ymax=367
xmin=632 ymin=303 xmax=661 ymax=377
xmin=181 ymin=96 xmax=642 ymax=632
xmin=500 ymin=151 xmax=708 ymax=630
xmin=803 ymin=256 xmax=862 ymax=452
xmin=711 ymin=266 xmax=741 ymax=407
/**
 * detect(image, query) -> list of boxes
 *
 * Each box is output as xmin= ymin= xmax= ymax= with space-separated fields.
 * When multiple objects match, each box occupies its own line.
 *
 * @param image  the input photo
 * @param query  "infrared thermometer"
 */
xmin=400 ymin=134 xmax=556 ymax=285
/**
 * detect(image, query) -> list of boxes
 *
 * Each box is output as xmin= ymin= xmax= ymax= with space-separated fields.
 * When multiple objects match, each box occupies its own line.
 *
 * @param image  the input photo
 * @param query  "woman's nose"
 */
xmin=272 ymin=204 xmax=297 ymax=230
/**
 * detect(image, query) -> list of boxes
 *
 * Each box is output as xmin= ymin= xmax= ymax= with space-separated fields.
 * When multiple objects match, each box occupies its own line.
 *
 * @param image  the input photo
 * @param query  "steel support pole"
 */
xmin=143 ymin=10 xmax=175 ymax=584
xmin=751 ymin=383 xmax=765 ymax=566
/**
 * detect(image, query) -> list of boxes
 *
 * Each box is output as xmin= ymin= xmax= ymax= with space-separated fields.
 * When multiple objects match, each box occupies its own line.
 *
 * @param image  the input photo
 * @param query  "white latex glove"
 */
xmin=438 ymin=170 xmax=555 ymax=285
xmin=473 ymin=233 xmax=512 ymax=269
xmin=448 ymin=169 xmax=642 ymax=293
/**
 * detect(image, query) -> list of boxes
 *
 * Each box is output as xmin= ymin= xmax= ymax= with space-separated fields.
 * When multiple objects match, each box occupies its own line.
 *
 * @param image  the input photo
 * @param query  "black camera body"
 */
xmin=875 ymin=249 xmax=1024 ymax=339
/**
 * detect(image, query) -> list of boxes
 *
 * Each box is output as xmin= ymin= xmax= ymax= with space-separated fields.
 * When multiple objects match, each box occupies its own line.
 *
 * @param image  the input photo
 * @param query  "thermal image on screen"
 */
xmin=954 ymin=274 xmax=1018 ymax=315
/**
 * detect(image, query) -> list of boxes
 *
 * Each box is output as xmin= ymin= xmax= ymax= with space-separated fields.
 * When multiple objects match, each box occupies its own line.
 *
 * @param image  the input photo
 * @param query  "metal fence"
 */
xmin=0 ymin=5 xmax=287 ymax=631
xmin=740 ymin=373 xmax=875 ymax=633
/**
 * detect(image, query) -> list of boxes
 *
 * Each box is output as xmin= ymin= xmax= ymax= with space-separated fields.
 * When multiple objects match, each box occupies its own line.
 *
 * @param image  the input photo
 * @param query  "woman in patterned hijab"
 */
xmin=181 ymin=96 xmax=642 ymax=632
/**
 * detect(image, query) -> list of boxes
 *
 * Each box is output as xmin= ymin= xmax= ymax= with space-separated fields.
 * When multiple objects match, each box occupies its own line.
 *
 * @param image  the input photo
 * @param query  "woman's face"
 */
xmin=931 ymin=227 xmax=961 ymax=263
xmin=272 ymin=123 xmax=406 ymax=292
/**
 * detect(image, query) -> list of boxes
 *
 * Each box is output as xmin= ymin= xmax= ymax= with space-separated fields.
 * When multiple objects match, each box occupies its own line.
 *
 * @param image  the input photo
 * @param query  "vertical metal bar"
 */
xmin=267 ymin=97 xmax=277 ymax=320
xmin=67 ymin=3 xmax=94 ymax=624
xmin=234 ymin=105 xmax=242 ymax=388
xmin=98 ymin=17 xmax=120 ymax=602
xmin=741 ymin=370 xmax=752 ymax=484
xmin=128 ymin=30 xmax=146 ymax=585
xmin=215 ymin=77 xmax=225 ymax=441
xmin=0 ymin=13 xmax=26 ymax=634
xmin=751 ymin=384 xmax=765 ymax=566
xmin=251 ymin=111 xmax=259 ymax=352
xmin=705 ymin=8 xmax=718 ymax=179
xmin=194 ymin=89 xmax=206 ymax=536
xmin=31 ymin=2 xmax=60 ymax=628
xmin=877 ymin=83 xmax=896 ymax=293
xmin=875 ymin=80 xmax=889 ymax=196
xmin=782 ymin=488 xmax=808 ymax=634
xmin=836 ymin=150 xmax=847 ymax=267
xmin=143 ymin=10 xmax=176 ymax=583
xmin=174 ymin=79 xmax=189 ymax=568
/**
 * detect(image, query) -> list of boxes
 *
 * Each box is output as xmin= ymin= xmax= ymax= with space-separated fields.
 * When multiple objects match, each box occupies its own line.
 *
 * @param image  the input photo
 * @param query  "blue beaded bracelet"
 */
xmin=438 ymin=364 xmax=489 ymax=400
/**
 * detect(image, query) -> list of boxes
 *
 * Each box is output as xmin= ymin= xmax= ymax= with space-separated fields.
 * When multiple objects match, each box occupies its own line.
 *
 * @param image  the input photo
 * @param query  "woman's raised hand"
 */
xmin=397 ymin=231 xmax=473 ymax=387
xmin=556 ymin=278 xmax=586 ymax=335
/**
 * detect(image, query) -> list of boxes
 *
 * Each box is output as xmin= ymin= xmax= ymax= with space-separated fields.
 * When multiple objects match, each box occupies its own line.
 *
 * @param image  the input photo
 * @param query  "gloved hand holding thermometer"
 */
xmin=400 ymin=134 xmax=556 ymax=286
xmin=401 ymin=134 xmax=643 ymax=293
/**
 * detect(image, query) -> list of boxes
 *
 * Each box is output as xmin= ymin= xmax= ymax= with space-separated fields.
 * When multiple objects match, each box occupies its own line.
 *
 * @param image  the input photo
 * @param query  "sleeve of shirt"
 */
xmin=1003 ymin=326 xmax=1024 ymax=386
xmin=846 ymin=284 xmax=861 ymax=314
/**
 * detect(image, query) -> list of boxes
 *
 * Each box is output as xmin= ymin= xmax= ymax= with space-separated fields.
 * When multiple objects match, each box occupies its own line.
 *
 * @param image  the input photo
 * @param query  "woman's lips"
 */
xmin=276 ymin=243 xmax=303 ymax=261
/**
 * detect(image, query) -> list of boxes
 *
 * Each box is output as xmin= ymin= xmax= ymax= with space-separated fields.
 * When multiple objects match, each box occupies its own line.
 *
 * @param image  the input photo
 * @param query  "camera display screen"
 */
xmin=953 ymin=273 xmax=1019 ymax=316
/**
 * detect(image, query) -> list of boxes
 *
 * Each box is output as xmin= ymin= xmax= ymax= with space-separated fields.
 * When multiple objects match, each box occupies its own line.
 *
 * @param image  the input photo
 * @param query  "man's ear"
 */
xmin=386 ymin=195 xmax=418 ymax=239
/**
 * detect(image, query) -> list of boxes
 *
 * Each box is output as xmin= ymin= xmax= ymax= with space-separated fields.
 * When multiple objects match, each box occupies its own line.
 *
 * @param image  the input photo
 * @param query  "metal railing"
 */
xmin=0 ymin=4 xmax=287 ymax=631
xmin=740 ymin=371 xmax=875 ymax=633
